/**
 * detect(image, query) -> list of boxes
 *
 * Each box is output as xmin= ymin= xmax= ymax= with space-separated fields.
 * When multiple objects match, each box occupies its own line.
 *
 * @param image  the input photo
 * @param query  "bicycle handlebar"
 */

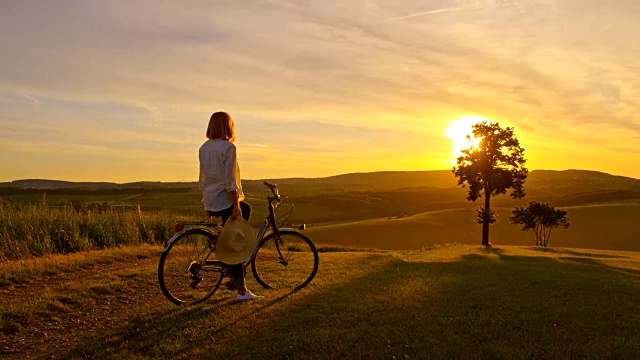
xmin=263 ymin=181 xmax=280 ymax=201
xmin=263 ymin=181 xmax=275 ymax=189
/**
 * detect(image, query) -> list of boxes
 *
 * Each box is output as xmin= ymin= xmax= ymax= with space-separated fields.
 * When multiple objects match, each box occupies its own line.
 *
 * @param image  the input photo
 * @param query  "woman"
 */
xmin=199 ymin=111 xmax=262 ymax=300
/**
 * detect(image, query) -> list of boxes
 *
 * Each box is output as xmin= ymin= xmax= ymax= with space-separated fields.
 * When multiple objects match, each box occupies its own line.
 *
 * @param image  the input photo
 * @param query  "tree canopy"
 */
xmin=510 ymin=201 xmax=570 ymax=247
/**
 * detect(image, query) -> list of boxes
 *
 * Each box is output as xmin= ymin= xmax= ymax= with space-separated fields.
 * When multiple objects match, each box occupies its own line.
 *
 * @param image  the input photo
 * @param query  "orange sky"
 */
xmin=1 ymin=1 xmax=638 ymax=182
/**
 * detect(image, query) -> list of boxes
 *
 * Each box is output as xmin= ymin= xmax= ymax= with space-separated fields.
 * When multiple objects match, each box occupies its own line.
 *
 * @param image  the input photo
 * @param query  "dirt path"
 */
xmin=0 ymin=251 xmax=178 ymax=359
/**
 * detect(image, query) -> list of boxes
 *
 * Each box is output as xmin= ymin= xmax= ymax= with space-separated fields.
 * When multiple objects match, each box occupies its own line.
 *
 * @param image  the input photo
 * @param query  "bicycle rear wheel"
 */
xmin=158 ymin=228 xmax=224 ymax=305
xmin=251 ymin=230 xmax=319 ymax=290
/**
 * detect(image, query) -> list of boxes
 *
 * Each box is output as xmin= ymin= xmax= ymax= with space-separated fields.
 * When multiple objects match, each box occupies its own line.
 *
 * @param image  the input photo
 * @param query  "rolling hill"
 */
xmin=306 ymin=203 xmax=640 ymax=252
xmin=2 ymin=169 xmax=639 ymax=252
xmin=3 ymin=169 xmax=638 ymax=193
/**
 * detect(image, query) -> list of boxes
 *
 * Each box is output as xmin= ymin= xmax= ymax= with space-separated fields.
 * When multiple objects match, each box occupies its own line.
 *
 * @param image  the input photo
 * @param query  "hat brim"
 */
xmin=216 ymin=218 xmax=256 ymax=265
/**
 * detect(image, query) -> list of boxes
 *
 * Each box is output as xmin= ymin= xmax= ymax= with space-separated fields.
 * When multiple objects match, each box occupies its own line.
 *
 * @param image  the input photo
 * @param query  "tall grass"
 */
xmin=0 ymin=202 xmax=180 ymax=260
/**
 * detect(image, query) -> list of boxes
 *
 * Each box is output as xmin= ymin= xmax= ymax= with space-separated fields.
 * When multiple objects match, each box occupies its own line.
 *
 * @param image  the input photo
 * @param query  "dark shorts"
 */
xmin=207 ymin=201 xmax=252 ymax=290
xmin=207 ymin=201 xmax=251 ymax=225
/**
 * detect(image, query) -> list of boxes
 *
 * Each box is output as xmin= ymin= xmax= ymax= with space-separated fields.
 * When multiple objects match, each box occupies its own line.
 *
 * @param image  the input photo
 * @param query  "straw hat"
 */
xmin=216 ymin=217 xmax=256 ymax=265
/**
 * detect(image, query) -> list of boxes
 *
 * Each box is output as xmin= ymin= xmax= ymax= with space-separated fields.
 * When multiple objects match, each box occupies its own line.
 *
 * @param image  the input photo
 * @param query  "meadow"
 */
xmin=1 ymin=245 xmax=639 ymax=358
xmin=0 ymin=202 xmax=181 ymax=260
xmin=307 ymin=203 xmax=640 ymax=252
xmin=2 ymin=169 xmax=638 ymax=258
xmin=1 ymin=170 xmax=640 ymax=358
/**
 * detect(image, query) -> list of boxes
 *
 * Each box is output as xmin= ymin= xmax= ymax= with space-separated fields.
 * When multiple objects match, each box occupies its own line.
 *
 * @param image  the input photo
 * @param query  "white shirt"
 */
xmin=199 ymin=139 xmax=245 ymax=212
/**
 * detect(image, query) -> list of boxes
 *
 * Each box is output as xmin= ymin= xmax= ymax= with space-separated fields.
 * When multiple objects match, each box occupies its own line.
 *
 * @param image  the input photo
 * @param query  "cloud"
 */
xmin=0 ymin=0 xmax=638 ymax=180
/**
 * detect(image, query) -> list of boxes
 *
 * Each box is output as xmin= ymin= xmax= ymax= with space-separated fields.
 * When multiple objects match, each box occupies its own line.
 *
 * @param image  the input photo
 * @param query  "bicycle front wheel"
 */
xmin=251 ymin=230 xmax=319 ymax=290
xmin=158 ymin=228 xmax=224 ymax=305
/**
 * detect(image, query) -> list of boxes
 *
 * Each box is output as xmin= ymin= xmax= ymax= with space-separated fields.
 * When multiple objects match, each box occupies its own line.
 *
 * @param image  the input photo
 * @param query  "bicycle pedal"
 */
xmin=189 ymin=276 xmax=202 ymax=289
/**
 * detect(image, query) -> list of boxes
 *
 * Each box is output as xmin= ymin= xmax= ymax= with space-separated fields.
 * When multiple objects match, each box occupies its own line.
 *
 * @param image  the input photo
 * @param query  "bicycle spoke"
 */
xmin=251 ymin=230 xmax=318 ymax=290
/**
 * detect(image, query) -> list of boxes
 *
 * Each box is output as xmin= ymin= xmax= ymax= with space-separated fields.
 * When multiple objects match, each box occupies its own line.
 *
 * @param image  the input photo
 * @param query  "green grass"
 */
xmin=4 ymin=183 xmax=639 ymax=254
xmin=2 ymin=191 xmax=204 ymax=215
xmin=0 ymin=244 xmax=157 ymax=286
xmin=0 ymin=203 xmax=182 ymax=260
xmin=2 ymin=244 xmax=639 ymax=358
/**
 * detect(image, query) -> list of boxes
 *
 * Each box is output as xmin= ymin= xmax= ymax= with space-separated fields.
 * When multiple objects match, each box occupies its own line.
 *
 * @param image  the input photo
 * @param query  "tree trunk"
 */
xmin=482 ymin=191 xmax=491 ymax=246
xmin=544 ymin=228 xmax=552 ymax=247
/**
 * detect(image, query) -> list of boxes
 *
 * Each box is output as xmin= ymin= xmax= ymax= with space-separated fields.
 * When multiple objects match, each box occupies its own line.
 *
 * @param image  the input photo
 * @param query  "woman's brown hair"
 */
xmin=206 ymin=112 xmax=236 ymax=142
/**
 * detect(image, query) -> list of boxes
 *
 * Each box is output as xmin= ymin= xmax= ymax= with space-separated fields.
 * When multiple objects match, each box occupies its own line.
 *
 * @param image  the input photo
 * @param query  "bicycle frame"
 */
xmin=241 ymin=193 xmax=283 ymax=266
xmin=162 ymin=181 xmax=303 ymax=273
xmin=189 ymin=182 xmax=296 ymax=268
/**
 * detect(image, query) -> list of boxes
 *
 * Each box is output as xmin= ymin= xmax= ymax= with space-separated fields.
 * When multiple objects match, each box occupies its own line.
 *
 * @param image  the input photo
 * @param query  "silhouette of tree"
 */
xmin=452 ymin=121 xmax=528 ymax=246
xmin=510 ymin=201 xmax=570 ymax=247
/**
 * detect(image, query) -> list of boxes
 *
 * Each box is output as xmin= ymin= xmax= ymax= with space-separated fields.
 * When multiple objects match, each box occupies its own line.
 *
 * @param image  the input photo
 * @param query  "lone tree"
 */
xmin=452 ymin=121 xmax=528 ymax=246
xmin=510 ymin=201 xmax=570 ymax=247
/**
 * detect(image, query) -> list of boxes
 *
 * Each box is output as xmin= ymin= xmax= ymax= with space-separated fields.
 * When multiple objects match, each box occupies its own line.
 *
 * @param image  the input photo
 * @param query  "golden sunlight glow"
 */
xmin=445 ymin=116 xmax=491 ymax=161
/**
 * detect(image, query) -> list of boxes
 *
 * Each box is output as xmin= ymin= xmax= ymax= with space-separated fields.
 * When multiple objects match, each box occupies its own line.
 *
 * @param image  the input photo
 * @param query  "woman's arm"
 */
xmin=198 ymin=153 xmax=205 ymax=191
xmin=228 ymin=190 xmax=242 ymax=220
xmin=224 ymin=143 xmax=242 ymax=220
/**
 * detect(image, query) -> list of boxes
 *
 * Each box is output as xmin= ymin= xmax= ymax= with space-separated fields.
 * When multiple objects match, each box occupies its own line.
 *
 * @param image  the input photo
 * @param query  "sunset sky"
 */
xmin=1 ymin=0 xmax=639 ymax=182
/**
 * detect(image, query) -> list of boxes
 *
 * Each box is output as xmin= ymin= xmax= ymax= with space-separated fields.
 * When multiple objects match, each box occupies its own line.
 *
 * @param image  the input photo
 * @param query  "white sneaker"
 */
xmin=236 ymin=290 xmax=264 ymax=301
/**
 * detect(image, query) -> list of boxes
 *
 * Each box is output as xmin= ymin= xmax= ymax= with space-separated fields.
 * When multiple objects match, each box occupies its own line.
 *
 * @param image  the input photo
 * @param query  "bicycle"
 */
xmin=158 ymin=182 xmax=319 ymax=305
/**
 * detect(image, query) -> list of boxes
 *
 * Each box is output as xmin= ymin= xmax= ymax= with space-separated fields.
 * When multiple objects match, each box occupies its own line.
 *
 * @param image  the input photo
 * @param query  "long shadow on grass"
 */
xmin=482 ymin=247 xmax=640 ymax=276
xmin=206 ymin=290 xmax=299 ymax=337
xmin=62 ymin=248 xmax=640 ymax=359
xmin=494 ymin=247 xmax=640 ymax=277
xmin=60 ymin=288 xmax=299 ymax=359
xmin=527 ymin=247 xmax=630 ymax=259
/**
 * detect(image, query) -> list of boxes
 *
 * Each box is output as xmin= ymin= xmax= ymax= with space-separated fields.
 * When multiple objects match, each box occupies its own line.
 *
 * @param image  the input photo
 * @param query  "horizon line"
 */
xmin=2 ymin=168 xmax=638 ymax=185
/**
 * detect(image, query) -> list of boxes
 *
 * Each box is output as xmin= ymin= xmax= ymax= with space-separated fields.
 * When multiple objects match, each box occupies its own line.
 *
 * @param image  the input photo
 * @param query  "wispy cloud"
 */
xmin=382 ymin=6 xmax=463 ymax=23
xmin=0 ymin=1 xmax=638 ymax=181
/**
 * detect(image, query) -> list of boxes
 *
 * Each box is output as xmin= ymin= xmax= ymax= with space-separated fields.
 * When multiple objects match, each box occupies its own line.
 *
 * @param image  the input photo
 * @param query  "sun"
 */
xmin=445 ymin=116 xmax=491 ymax=160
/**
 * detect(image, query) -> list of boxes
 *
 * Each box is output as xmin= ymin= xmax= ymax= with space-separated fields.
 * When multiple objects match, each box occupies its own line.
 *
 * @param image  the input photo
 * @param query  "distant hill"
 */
xmin=526 ymin=169 xmax=640 ymax=190
xmin=0 ymin=179 xmax=118 ymax=190
xmin=0 ymin=179 xmax=196 ymax=190
xmin=244 ymin=170 xmax=459 ymax=194
xmin=2 ymin=170 xmax=638 ymax=194
xmin=521 ymin=170 xmax=640 ymax=206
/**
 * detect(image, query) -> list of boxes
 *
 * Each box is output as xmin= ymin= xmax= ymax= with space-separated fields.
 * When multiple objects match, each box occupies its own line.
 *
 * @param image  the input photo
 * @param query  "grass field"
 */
xmin=307 ymin=202 xmax=640 ymax=252
xmin=1 ymin=244 xmax=639 ymax=359
xmin=3 ymin=169 xmax=639 ymax=257
xmin=0 ymin=203 xmax=183 ymax=259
